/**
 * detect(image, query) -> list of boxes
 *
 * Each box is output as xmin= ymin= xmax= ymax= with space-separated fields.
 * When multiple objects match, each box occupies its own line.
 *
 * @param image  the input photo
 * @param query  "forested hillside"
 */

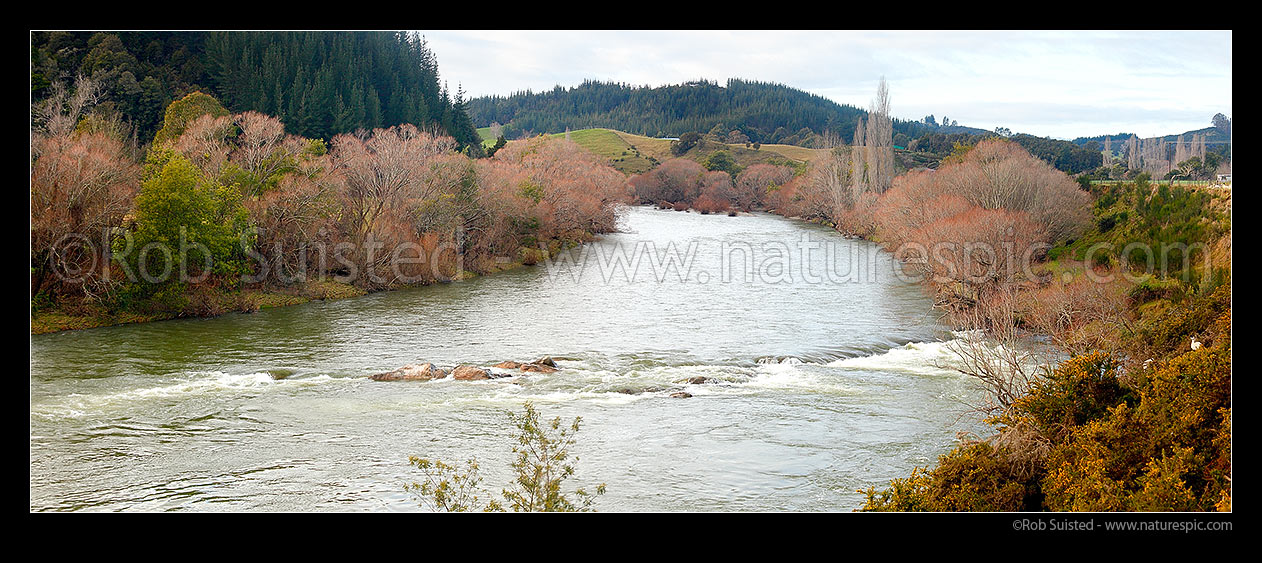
xmin=465 ymin=78 xmax=957 ymax=147
xmin=30 ymin=31 xmax=483 ymax=153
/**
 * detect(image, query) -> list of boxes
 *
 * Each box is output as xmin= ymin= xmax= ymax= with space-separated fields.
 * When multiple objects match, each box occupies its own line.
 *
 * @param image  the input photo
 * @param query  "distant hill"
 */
xmin=535 ymin=126 xmax=1110 ymax=178
xmin=466 ymin=78 xmax=988 ymax=148
xmin=464 ymin=75 xmax=1230 ymax=177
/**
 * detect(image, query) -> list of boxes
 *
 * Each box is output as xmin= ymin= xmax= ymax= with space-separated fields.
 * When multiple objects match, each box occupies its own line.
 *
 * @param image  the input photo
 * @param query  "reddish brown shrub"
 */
xmin=734 ymin=163 xmax=796 ymax=211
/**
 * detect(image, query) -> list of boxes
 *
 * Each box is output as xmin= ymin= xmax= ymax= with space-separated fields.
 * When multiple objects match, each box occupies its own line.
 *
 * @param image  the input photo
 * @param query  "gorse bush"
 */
xmin=860 ymin=442 xmax=1037 ymax=511
xmin=1041 ymin=346 xmax=1230 ymax=511
xmin=861 ymin=305 xmax=1231 ymax=512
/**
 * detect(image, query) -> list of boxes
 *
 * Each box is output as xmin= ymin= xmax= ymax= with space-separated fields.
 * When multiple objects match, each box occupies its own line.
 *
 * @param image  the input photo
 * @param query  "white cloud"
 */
xmin=422 ymin=30 xmax=1231 ymax=139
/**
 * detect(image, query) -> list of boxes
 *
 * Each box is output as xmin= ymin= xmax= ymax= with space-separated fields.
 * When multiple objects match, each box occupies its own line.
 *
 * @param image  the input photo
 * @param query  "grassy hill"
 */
xmin=476 ymin=126 xmax=499 ymax=149
xmin=545 ymin=129 xmax=659 ymax=174
xmin=534 ymin=128 xmax=829 ymax=175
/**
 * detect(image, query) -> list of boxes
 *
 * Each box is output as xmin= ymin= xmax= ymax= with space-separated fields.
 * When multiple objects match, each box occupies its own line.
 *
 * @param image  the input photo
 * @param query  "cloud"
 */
xmin=422 ymin=30 xmax=1231 ymax=139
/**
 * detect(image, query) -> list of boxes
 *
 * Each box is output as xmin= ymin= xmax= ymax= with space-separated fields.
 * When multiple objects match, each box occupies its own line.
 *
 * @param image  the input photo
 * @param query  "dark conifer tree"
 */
xmin=31 ymin=31 xmax=482 ymax=151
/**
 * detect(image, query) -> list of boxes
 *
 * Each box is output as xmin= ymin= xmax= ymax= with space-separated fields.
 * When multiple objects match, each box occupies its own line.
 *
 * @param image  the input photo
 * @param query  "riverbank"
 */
xmin=31 ymin=278 xmax=363 ymax=335
xmin=30 ymin=257 xmax=541 ymax=336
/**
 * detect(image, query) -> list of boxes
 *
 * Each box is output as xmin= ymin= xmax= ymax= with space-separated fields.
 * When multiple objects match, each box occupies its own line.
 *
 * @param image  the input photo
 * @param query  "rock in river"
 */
xmin=371 ymin=363 xmax=446 ymax=381
xmin=521 ymin=363 xmax=558 ymax=374
xmin=452 ymin=365 xmax=491 ymax=380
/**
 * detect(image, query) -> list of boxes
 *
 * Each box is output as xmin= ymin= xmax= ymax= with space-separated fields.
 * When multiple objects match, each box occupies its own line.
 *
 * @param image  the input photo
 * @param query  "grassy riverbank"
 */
xmin=30 ymin=255 xmax=554 ymax=335
xmin=31 ymin=278 xmax=365 ymax=335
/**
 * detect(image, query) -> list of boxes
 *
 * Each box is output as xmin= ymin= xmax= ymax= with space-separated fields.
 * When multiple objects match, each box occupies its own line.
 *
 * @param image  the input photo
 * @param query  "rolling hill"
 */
xmin=465 ymin=78 xmax=977 ymax=149
xmin=497 ymin=127 xmax=829 ymax=175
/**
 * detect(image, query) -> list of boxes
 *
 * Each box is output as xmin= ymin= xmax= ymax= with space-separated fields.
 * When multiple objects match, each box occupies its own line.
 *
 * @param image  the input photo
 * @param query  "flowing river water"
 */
xmin=30 ymin=206 xmax=988 ymax=512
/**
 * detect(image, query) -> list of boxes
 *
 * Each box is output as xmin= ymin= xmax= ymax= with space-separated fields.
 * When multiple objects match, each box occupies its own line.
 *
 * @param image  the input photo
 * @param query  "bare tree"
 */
xmin=864 ymin=77 xmax=894 ymax=194
xmin=1020 ymin=276 xmax=1135 ymax=358
xmin=810 ymin=147 xmax=851 ymax=220
xmin=327 ymin=124 xmax=456 ymax=287
xmin=31 ymin=75 xmax=104 ymax=139
xmin=941 ymin=285 xmax=1052 ymax=418
xmin=733 ymin=164 xmax=794 ymax=211
xmin=174 ymin=114 xmax=234 ymax=177
xmin=850 ymin=117 xmax=866 ymax=201
xmin=1126 ymin=134 xmax=1141 ymax=171
xmin=232 ymin=111 xmax=308 ymax=194
xmin=1140 ymin=136 xmax=1169 ymax=177
xmin=931 ymin=139 xmax=1090 ymax=243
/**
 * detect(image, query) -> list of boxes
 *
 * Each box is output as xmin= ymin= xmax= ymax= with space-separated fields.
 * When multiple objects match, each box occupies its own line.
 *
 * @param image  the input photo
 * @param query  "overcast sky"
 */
xmin=421 ymin=30 xmax=1231 ymax=140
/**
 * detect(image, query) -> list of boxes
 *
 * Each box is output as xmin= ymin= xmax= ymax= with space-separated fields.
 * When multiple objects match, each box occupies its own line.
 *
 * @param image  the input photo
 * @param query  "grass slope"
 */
xmin=1046 ymin=181 xmax=1231 ymax=285
xmin=539 ymin=128 xmax=831 ymax=176
xmin=547 ymin=128 xmax=658 ymax=175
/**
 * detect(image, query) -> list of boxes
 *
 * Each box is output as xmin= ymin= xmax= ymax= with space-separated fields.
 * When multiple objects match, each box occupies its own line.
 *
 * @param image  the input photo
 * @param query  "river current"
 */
xmin=30 ymin=206 xmax=986 ymax=511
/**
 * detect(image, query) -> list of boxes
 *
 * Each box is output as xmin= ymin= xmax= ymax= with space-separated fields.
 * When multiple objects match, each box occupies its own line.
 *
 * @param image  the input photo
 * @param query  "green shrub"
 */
xmin=118 ymin=154 xmax=252 ymax=288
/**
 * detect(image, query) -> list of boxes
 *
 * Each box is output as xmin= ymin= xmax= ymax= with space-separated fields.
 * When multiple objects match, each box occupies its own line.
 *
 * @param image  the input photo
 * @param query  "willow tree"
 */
xmin=31 ymin=76 xmax=140 ymax=299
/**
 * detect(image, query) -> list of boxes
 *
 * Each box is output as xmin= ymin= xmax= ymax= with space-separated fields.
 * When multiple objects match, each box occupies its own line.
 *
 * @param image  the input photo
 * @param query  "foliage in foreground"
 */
xmin=860 ymin=284 xmax=1231 ymax=512
xmin=407 ymin=402 xmax=606 ymax=512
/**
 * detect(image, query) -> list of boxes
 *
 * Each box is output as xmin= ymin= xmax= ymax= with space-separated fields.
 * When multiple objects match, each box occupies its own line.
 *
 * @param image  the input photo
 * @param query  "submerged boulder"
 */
xmin=521 ymin=363 xmax=558 ymax=374
xmin=669 ymin=392 xmax=693 ymax=399
xmin=371 ymin=363 xmax=445 ymax=381
xmin=616 ymin=386 xmax=665 ymax=395
xmin=488 ymin=357 xmax=562 ymax=375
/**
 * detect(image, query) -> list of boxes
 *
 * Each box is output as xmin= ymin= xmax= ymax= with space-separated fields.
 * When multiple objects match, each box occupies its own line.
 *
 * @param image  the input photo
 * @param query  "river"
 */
xmin=30 ymin=206 xmax=987 ymax=512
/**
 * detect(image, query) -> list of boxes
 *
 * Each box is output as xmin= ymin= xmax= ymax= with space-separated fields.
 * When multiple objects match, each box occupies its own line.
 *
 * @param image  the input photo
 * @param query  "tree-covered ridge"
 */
xmin=30 ymin=31 xmax=483 ymax=153
xmin=466 ymin=78 xmax=937 ymax=146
